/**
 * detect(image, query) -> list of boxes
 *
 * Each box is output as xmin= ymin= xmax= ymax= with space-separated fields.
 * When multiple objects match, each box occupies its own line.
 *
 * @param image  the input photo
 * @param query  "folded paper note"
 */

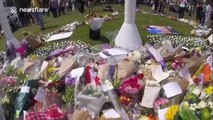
xmin=163 ymin=82 xmax=182 ymax=98
xmin=140 ymin=86 xmax=161 ymax=108
xmin=151 ymin=64 xmax=169 ymax=82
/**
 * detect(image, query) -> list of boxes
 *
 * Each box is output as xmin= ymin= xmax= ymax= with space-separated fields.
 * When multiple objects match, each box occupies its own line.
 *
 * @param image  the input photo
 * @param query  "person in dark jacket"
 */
xmin=49 ymin=0 xmax=58 ymax=18
xmin=154 ymin=0 xmax=159 ymax=12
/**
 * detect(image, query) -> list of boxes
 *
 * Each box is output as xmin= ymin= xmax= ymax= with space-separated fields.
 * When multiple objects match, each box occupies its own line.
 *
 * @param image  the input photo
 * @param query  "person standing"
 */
xmin=154 ymin=0 xmax=159 ymax=12
xmin=204 ymin=2 xmax=212 ymax=27
xmin=58 ymin=0 xmax=66 ymax=15
xmin=88 ymin=0 xmax=94 ymax=12
xmin=178 ymin=0 xmax=187 ymax=19
xmin=31 ymin=0 xmax=45 ymax=30
xmin=71 ymin=0 xmax=76 ymax=11
xmin=77 ymin=0 xmax=85 ymax=13
xmin=158 ymin=0 xmax=166 ymax=13
xmin=200 ymin=2 xmax=207 ymax=27
xmin=49 ymin=0 xmax=58 ymax=18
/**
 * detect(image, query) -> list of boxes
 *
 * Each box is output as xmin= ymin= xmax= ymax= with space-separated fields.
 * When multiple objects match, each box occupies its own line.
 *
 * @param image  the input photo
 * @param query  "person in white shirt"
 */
xmin=178 ymin=0 xmax=187 ymax=19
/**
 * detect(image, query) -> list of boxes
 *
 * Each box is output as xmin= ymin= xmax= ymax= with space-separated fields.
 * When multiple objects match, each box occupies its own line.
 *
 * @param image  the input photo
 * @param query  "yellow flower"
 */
xmin=139 ymin=115 xmax=149 ymax=120
xmin=204 ymin=86 xmax=213 ymax=95
xmin=165 ymin=105 xmax=179 ymax=120
xmin=48 ymin=67 xmax=55 ymax=73
xmin=30 ymin=54 xmax=37 ymax=60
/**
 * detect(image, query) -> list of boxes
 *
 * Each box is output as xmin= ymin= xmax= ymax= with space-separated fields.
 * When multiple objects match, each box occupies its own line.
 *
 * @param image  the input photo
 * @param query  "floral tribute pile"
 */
xmin=0 ymin=33 xmax=212 ymax=120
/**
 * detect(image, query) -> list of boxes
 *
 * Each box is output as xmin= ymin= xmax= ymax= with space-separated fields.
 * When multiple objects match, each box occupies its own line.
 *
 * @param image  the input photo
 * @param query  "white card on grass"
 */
xmin=158 ymin=108 xmax=169 ymax=120
xmin=163 ymin=82 xmax=182 ymax=98
xmin=34 ymin=87 xmax=46 ymax=102
xmin=102 ymin=108 xmax=120 ymax=118
xmin=71 ymin=67 xmax=85 ymax=77
xmin=151 ymin=64 xmax=169 ymax=82
xmin=20 ymin=86 xmax=30 ymax=93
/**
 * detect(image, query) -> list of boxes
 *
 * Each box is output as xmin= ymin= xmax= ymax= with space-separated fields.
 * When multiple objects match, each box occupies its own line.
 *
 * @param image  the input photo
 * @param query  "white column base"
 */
xmin=115 ymin=23 xmax=142 ymax=50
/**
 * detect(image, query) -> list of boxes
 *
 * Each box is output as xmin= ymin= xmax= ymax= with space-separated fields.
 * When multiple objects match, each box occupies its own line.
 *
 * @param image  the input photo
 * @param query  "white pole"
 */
xmin=0 ymin=0 xmax=21 ymax=48
xmin=115 ymin=0 xmax=142 ymax=50
xmin=124 ymin=0 xmax=136 ymax=24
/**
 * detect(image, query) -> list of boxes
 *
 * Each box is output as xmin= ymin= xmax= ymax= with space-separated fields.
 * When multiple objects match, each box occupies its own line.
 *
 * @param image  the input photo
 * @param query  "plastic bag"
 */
xmin=104 ymin=30 xmax=119 ymax=45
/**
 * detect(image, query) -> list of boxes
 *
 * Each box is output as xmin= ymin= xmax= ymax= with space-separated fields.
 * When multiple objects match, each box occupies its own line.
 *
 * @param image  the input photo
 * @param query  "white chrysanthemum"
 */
xmin=192 ymin=87 xmax=201 ymax=96
xmin=189 ymin=106 xmax=196 ymax=111
xmin=198 ymin=101 xmax=207 ymax=108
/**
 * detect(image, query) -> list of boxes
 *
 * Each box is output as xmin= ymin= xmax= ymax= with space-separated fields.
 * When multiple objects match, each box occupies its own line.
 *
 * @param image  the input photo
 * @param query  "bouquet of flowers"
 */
xmin=176 ymin=84 xmax=213 ymax=120
xmin=119 ymin=73 xmax=144 ymax=97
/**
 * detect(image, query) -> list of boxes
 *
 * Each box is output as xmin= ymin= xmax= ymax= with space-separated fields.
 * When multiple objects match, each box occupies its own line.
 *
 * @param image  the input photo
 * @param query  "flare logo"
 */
xmin=10 ymin=7 xmax=17 ymax=13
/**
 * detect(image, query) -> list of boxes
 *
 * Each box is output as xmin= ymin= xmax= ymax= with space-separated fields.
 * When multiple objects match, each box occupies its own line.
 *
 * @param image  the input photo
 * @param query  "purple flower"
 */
xmin=65 ymin=74 xmax=76 ymax=86
xmin=49 ymin=49 xmax=63 ymax=57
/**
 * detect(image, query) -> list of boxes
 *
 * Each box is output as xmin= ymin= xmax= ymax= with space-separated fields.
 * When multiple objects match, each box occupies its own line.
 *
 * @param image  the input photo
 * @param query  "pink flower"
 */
xmin=119 ymin=74 xmax=144 ymax=95
xmin=154 ymin=98 xmax=169 ymax=109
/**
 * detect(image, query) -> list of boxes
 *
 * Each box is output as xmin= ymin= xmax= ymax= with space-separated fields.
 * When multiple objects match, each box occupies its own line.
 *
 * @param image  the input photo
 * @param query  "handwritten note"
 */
xmin=163 ymin=82 xmax=182 ymax=98
xmin=151 ymin=65 xmax=170 ymax=82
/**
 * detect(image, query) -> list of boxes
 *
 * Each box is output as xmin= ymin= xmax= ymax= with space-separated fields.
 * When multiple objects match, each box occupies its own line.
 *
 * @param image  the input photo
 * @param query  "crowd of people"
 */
xmin=3 ymin=0 xmax=213 ymax=33
xmin=147 ymin=0 xmax=213 ymax=28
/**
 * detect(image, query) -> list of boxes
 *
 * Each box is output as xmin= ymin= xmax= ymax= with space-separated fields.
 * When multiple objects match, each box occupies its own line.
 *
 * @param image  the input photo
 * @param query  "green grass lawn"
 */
xmin=0 ymin=5 xmax=194 ymax=51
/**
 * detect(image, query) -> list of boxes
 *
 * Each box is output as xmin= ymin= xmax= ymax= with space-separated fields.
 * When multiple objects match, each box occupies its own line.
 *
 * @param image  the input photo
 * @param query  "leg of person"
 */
xmin=54 ymin=8 xmax=58 ymax=17
xmin=51 ymin=8 xmax=55 ymax=18
xmin=62 ymin=7 xmax=65 ymax=15
xmin=37 ymin=12 xmax=44 ymax=30
xmin=58 ymin=7 xmax=61 ymax=16
xmin=154 ymin=3 xmax=158 ymax=11
xmin=181 ymin=7 xmax=185 ymax=18
xmin=159 ymin=5 xmax=161 ymax=13
xmin=32 ymin=12 xmax=39 ymax=25
xmin=178 ymin=7 xmax=182 ymax=18
xmin=29 ymin=13 xmax=35 ymax=23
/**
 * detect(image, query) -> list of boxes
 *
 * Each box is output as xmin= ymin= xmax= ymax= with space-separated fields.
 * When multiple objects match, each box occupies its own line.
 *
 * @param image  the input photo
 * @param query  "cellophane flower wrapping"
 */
xmin=177 ymin=84 xmax=213 ymax=120
xmin=88 ymin=17 xmax=105 ymax=31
